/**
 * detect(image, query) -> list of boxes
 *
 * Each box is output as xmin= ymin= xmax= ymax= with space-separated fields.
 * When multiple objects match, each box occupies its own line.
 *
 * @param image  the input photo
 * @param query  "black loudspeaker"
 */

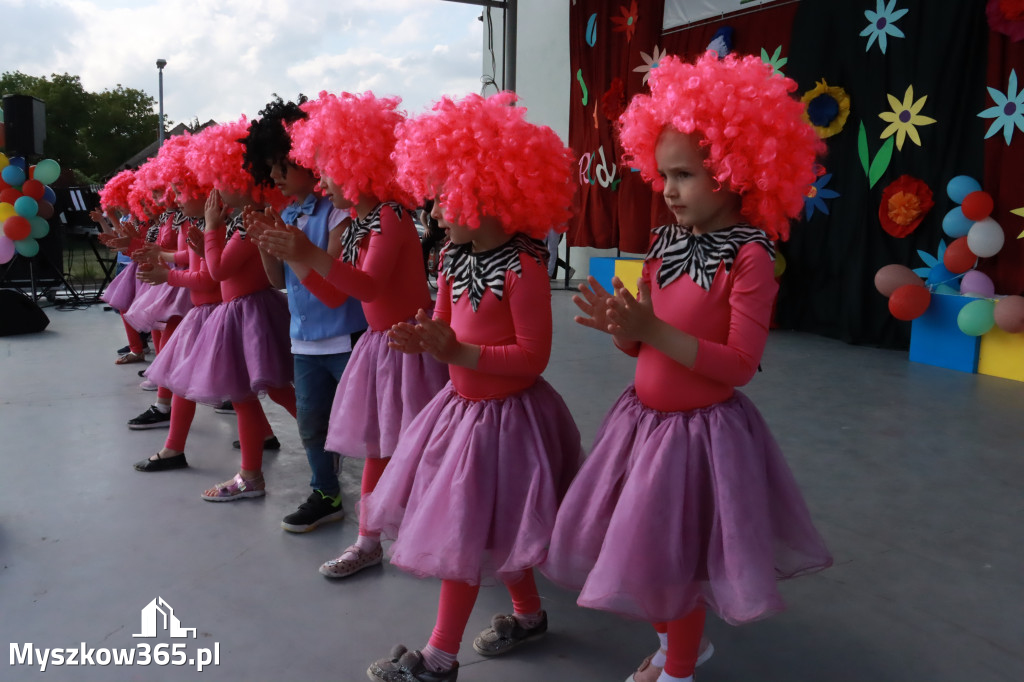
xmin=0 ymin=289 xmax=50 ymax=336
xmin=2 ymin=94 xmax=46 ymax=156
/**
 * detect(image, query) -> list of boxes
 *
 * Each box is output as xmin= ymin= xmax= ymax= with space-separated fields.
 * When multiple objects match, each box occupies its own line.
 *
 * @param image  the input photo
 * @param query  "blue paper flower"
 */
xmin=860 ymin=0 xmax=907 ymax=54
xmin=978 ymin=69 xmax=1024 ymax=146
xmin=804 ymin=173 xmax=841 ymax=220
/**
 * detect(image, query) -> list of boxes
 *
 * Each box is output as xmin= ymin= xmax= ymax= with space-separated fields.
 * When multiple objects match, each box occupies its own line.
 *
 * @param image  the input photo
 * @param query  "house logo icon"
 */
xmin=133 ymin=597 xmax=197 ymax=639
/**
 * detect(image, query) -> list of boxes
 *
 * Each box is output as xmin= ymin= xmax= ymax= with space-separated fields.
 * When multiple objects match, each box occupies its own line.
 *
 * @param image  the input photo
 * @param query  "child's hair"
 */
xmin=188 ymin=117 xmax=289 ymax=211
xmin=154 ymin=133 xmax=204 ymax=203
xmin=99 ymin=168 xmax=136 ymax=213
xmin=288 ymin=91 xmax=415 ymax=208
xmin=241 ymin=95 xmax=308 ymax=189
xmin=618 ymin=51 xmax=824 ymax=241
xmin=394 ymin=91 xmax=575 ymax=239
xmin=126 ymin=160 xmax=165 ymax=221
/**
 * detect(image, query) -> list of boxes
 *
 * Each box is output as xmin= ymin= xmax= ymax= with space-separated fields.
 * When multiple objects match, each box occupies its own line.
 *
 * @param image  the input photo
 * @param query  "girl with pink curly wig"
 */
xmin=256 ymin=90 xmax=448 ymax=579
xmin=359 ymin=92 xmax=582 ymax=682
xmin=543 ymin=52 xmax=832 ymax=682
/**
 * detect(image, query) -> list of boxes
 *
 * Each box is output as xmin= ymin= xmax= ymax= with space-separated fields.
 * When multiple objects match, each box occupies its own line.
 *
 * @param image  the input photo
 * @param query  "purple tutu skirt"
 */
xmin=145 ymin=289 xmax=292 ymax=406
xmin=144 ymin=302 xmax=218 ymax=391
xmin=101 ymin=262 xmax=143 ymax=312
xmin=123 ymin=280 xmax=193 ymax=332
xmin=363 ymin=377 xmax=582 ymax=584
xmin=325 ymin=329 xmax=450 ymax=459
xmin=542 ymin=386 xmax=832 ymax=625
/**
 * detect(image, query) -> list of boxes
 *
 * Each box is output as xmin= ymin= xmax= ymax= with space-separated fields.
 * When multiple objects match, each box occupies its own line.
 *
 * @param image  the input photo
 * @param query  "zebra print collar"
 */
xmin=225 ymin=214 xmax=244 ymax=239
xmin=171 ymin=209 xmax=188 ymax=231
xmin=441 ymin=233 xmax=548 ymax=311
xmin=340 ymin=202 xmax=405 ymax=265
xmin=647 ymin=223 xmax=774 ymax=291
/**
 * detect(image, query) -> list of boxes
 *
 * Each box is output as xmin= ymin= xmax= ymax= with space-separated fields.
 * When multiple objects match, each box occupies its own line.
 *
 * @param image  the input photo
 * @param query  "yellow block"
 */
xmin=977 ymin=326 xmax=1024 ymax=382
xmin=614 ymin=259 xmax=645 ymax=296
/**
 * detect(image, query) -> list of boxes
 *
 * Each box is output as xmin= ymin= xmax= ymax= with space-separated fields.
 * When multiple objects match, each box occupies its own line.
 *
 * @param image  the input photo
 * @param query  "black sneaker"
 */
xmin=127 ymin=405 xmax=171 ymax=430
xmin=214 ymin=401 xmax=235 ymax=414
xmin=232 ymin=435 xmax=280 ymax=450
xmin=281 ymin=491 xmax=345 ymax=533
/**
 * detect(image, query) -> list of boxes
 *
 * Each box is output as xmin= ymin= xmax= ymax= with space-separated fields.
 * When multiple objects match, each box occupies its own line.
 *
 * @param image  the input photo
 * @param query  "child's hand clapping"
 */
xmin=136 ymin=262 xmax=170 ymax=285
xmin=607 ymin=276 xmax=659 ymax=343
xmin=256 ymin=212 xmax=316 ymax=264
xmin=572 ymin=276 xmax=615 ymax=333
xmin=186 ymin=222 xmax=205 ymax=256
xmin=204 ymin=190 xmax=231 ymax=230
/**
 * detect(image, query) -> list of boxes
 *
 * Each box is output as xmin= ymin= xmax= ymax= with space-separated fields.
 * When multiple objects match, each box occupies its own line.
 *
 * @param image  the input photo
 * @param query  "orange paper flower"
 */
xmin=879 ymin=175 xmax=934 ymax=237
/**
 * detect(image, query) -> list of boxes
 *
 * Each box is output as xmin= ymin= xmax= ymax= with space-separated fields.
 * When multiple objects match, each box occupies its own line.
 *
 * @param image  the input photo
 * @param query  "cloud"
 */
xmin=3 ymin=0 xmax=483 ymax=125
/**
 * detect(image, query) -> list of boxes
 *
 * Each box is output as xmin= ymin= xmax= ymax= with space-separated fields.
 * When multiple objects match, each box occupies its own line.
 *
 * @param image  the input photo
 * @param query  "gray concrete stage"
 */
xmin=1 ymin=289 xmax=1022 ymax=682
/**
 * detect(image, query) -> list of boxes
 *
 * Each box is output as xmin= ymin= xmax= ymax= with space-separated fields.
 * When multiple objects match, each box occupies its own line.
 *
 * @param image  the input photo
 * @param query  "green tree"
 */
xmin=0 ymin=71 xmax=165 ymax=181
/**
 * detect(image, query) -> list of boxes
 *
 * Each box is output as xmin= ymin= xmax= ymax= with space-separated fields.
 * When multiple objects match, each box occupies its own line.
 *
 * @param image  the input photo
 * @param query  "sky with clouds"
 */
xmin=2 ymin=0 xmax=486 ymax=127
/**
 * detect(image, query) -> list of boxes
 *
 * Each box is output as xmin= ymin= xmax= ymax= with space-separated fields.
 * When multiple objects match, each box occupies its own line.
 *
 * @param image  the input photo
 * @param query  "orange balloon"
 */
xmin=888 ymin=284 xmax=931 ymax=321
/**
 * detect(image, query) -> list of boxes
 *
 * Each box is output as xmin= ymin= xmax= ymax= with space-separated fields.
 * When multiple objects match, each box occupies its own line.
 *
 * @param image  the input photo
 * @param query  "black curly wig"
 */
xmin=242 ymin=94 xmax=309 ymax=189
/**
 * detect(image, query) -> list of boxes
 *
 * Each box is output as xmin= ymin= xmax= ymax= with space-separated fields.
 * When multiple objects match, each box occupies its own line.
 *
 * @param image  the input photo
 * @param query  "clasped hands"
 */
xmin=573 ymin=275 xmax=658 ymax=344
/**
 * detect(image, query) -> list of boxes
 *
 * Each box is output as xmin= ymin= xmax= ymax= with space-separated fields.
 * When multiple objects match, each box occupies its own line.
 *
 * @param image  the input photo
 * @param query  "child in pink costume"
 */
xmin=255 ymin=91 xmax=449 ymax=578
xmin=362 ymin=92 xmax=581 ymax=682
xmin=542 ymin=53 xmax=834 ymax=682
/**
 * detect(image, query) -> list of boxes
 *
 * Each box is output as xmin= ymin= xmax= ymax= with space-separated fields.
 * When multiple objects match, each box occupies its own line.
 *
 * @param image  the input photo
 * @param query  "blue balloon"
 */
xmin=946 ymin=175 xmax=981 ymax=204
xmin=942 ymin=207 xmax=973 ymax=239
xmin=43 ymin=186 xmax=56 ymax=204
xmin=1 ymin=165 xmax=26 ymax=186
xmin=9 ymin=156 xmax=27 ymax=171
xmin=13 ymin=195 xmax=38 ymax=218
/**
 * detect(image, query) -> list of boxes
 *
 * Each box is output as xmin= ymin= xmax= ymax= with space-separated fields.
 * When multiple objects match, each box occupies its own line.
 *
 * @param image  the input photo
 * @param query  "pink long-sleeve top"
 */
xmin=633 ymin=234 xmax=777 ymax=413
xmin=300 ymin=203 xmax=431 ymax=331
xmin=203 ymin=223 xmax=272 ymax=303
xmin=166 ymin=220 xmax=220 ymax=307
xmin=435 ymin=235 xmax=552 ymax=401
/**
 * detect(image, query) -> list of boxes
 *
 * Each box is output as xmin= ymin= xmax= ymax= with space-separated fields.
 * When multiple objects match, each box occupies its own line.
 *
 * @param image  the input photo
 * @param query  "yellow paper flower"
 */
xmin=879 ymin=85 xmax=936 ymax=150
xmin=800 ymin=80 xmax=851 ymax=138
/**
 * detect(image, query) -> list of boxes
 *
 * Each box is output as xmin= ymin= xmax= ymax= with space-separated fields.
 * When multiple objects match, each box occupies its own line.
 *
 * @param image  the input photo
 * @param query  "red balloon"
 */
xmin=28 ymin=164 xmax=35 ymax=180
xmin=0 ymin=187 xmax=21 ymax=205
xmin=3 ymin=215 xmax=32 ymax=241
xmin=994 ymin=295 xmax=1024 ymax=334
xmin=874 ymin=264 xmax=922 ymax=298
xmin=888 ymin=284 xmax=931 ymax=321
xmin=942 ymin=236 xmax=977 ymax=275
xmin=0 ymin=176 xmax=9 ymax=191
xmin=21 ymin=179 xmax=45 ymax=201
xmin=961 ymin=191 xmax=993 ymax=221
xmin=36 ymin=200 xmax=54 ymax=220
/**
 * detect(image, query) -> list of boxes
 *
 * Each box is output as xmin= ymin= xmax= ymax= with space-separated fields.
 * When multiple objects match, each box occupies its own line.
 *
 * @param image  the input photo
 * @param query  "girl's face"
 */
xmin=654 ymin=128 xmax=742 ymax=234
xmin=268 ymin=160 xmax=317 ymax=198
xmin=180 ymin=194 xmax=207 ymax=218
xmin=318 ymin=174 xmax=352 ymax=210
xmin=431 ymin=200 xmax=473 ymax=245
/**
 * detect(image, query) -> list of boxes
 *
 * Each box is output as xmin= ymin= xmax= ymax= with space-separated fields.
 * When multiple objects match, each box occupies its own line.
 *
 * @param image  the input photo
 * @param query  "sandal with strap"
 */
xmin=319 ymin=543 xmax=383 ymax=578
xmin=115 ymin=351 xmax=146 ymax=365
xmin=201 ymin=473 xmax=265 ymax=502
xmin=625 ymin=638 xmax=714 ymax=682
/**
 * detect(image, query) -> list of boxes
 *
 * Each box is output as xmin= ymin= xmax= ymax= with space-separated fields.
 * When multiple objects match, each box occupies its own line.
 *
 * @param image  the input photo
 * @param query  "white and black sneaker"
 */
xmin=127 ymin=405 xmax=171 ymax=430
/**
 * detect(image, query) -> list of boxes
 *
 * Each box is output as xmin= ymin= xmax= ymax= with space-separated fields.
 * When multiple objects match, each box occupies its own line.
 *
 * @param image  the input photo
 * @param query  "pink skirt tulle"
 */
xmin=123 ymin=280 xmax=193 ymax=332
xmin=145 ymin=289 xmax=292 ymax=406
xmin=363 ymin=378 xmax=582 ymax=584
xmin=325 ymin=328 xmax=450 ymax=459
xmin=101 ymin=262 xmax=143 ymax=312
xmin=541 ymin=386 xmax=832 ymax=626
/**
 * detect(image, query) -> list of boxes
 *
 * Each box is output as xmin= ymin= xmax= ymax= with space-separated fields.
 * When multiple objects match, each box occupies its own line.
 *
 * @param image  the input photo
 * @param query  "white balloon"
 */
xmin=966 ymin=218 xmax=1005 ymax=258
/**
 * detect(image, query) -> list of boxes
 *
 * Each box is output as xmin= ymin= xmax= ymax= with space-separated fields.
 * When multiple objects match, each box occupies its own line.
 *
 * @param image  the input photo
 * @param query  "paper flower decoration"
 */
xmin=879 ymin=85 xmax=936 ymax=150
xmin=987 ymin=0 xmax=1024 ymax=41
xmin=879 ymin=175 xmax=934 ymax=238
xmin=978 ymin=69 xmax=1024 ymax=145
xmin=761 ymin=46 xmax=788 ymax=77
xmin=913 ymin=240 xmax=957 ymax=287
xmin=804 ymin=172 xmax=841 ymax=220
xmin=801 ymin=80 xmax=851 ymax=138
xmin=600 ymin=77 xmax=626 ymax=121
xmin=611 ymin=1 xmax=639 ymax=43
xmin=633 ymin=46 xmax=666 ymax=86
xmin=860 ymin=0 xmax=907 ymax=54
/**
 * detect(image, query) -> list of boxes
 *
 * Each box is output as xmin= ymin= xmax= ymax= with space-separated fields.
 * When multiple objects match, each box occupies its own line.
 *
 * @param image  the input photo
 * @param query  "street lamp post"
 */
xmin=156 ymin=59 xmax=167 ymax=146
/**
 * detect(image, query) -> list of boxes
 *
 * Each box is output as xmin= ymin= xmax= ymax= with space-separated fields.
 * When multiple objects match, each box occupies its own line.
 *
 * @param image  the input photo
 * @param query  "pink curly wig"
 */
xmin=126 ymin=160 xmax=166 ymax=221
xmin=99 ymin=168 xmax=136 ymax=213
xmin=154 ymin=133 xmax=205 ymax=203
xmin=288 ymin=91 xmax=414 ymax=207
xmin=618 ymin=51 xmax=825 ymax=241
xmin=394 ymin=91 xmax=576 ymax=238
xmin=186 ymin=118 xmax=253 ymax=197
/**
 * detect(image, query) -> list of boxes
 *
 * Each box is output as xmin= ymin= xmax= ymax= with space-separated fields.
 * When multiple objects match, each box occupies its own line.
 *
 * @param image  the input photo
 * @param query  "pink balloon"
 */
xmin=874 ymin=264 xmax=922 ymax=298
xmin=959 ymin=270 xmax=995 ymax=298
xmin=994 ymin=295 xmax=1024 ymax=333
xmin=0 ymin=235 xmax=15 ymax=263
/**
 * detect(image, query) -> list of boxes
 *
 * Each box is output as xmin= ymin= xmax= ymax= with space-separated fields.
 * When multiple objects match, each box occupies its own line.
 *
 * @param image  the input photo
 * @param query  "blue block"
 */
xmin=909 ymin=293 xmax=979 ymax=373
xmin=589 ymin=257 xmax=617 ymax=294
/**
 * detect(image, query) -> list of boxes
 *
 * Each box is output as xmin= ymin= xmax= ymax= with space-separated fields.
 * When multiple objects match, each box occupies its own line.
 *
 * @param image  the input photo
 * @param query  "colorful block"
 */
xmin=588 ymin=257 xmax=617 ymax=294
xmin=614 ymin=259 xmax=644 ymax=296
xmin=909 ymin=293 xmax=979 ymax=374
xmin=978 ymin=326 xmax=1024 ymax=382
